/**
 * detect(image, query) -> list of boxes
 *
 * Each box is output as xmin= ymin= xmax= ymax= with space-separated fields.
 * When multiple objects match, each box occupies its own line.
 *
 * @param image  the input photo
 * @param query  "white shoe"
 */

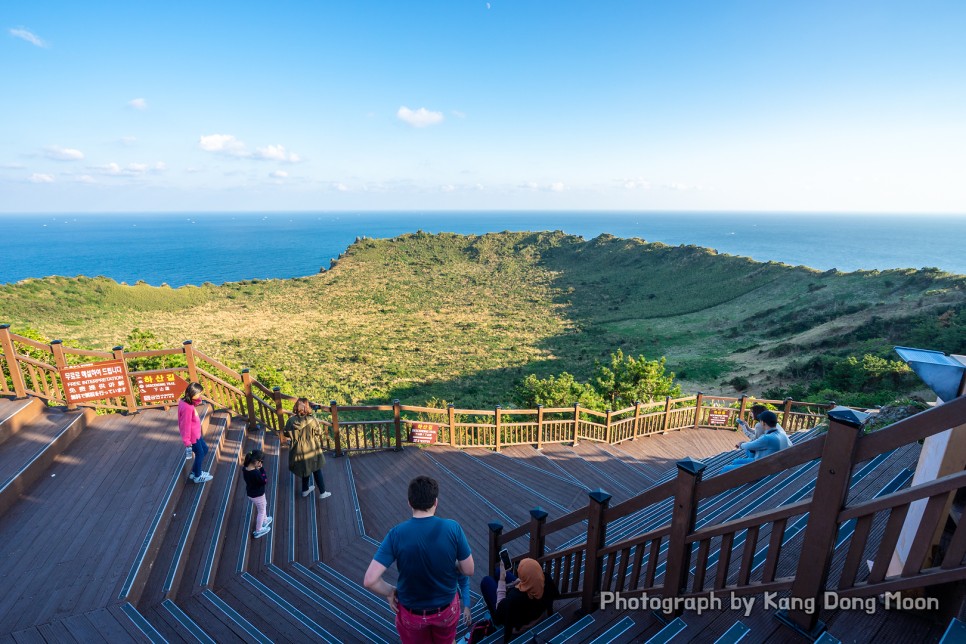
xmin=262 ymin=517 xmax=273 ymax=528
xmin=185 ymin=447 xmax=193 ymax=460
xmin=253 ymin=526 xmax=271 ymax=539
xmin=302 ymin=484 xmax=315 ymax=497
xmin=319 ymin=491 xmax=332 ymax=499
xmin=190 ymin=472 xmax=213 ymax=483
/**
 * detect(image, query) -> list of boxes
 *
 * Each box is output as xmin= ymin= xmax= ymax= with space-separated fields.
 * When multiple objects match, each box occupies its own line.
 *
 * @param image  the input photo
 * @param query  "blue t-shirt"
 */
xmin=374 ymin=516 xmax=472 ymax=610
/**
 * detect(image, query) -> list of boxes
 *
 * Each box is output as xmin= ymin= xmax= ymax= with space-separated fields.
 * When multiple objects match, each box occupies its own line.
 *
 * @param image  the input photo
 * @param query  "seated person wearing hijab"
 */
xmin=480 ymin=558 xmax=559 ymax=632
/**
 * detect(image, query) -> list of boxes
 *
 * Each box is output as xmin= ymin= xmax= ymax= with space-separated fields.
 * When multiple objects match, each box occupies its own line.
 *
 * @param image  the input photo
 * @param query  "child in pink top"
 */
xmin=178 ymin=382 xmax=212 ymax=483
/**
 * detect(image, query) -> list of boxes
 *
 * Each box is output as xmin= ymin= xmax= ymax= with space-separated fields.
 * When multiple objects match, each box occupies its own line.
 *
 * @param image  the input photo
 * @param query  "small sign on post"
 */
xmin=60 ymin=360 xmax=133 ymax=406
xmin=410 ymin=422 xmax=439 ymax=444
xmin=135 ymin=372 xmax=189 ymax=404
xmin=708 ymin=409 xmax=733 ymax=427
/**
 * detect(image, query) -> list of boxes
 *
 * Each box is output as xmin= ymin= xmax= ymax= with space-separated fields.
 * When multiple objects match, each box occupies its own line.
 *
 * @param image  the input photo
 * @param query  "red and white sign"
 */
xmin=136 ymin=372 xmax=189 ymax=403
xmin=708 ymin=409 xmax=733 ymax=427
xmin=410 ymin=422 xmax=439 ymax=444
xmin=60 ymin=360 xmax=132 ymax=405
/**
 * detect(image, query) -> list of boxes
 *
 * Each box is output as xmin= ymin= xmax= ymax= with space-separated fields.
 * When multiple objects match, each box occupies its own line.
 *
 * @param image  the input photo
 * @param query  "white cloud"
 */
xmin=665 ymin=182 xmax=702 ymax=192
xmin=128 ymin=98 xmax=148 ymax=110
xmin=200 ymin=135 xmax=301 ymax=162
xmin=1 ymin=162 xmax=26 ymax=170
xmin=29 ymin=173 xmax=54 ymax=183
xmin=269 ymin=170 xmax=288 ymax=179
xmin=397 ymin=106 xmax=444 ymax=128
xmin=9 ymin=27 xmax=47 ymax=48
xmin=336 ymin=183 xmax=349 ymax=192
xmin=45 ymin=145 xmax=84 ymax=161
xmin=93 ymin=161 xmax=164 ymax=177
xmin=199 ymin=134 xmax=249 ymax=157
xmin=622 ymin=178 xmax=652 ymax=190
xmin=75 ymin=175 xmax=95 ymax=184
xmin=254 ymin=145 xmax=301 ymax=163
xmin=119 ymin=135 xmax=138 ymax=145
xmin=451 ymin=110 xmax=466 ymax=119
xmin=441 ymin=184 xmax=456 ymax=192
xmin=521 ymin=181 xmax=565 ymax=192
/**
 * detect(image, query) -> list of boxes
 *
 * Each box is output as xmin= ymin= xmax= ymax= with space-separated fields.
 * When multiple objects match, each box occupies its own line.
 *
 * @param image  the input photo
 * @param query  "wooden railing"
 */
xmin=489 ymin=394 xmax=966 ymax=637
xmin=0 ymin=325 xmax=828 ymax=455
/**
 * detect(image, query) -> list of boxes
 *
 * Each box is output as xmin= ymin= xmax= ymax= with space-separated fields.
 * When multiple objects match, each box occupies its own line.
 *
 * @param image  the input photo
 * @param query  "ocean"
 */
xmin=2 ymin=211 xmax=965 ymax=287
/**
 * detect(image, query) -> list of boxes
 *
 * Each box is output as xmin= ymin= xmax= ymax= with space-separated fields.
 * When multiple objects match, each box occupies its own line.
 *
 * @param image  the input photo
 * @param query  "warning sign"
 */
xmin=60 ymin=360 xmax=132 ymax=405
xmin=410 ymin=422 xmax=439 ymax=444
xmin=708 ymin=409 xmax=733 ymax=427
xmin=136 ymin=372 xmax=189 ymax=403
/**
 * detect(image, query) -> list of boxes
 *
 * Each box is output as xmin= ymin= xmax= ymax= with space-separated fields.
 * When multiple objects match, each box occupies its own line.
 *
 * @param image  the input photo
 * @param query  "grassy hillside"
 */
xmin=2 ymin=231 xmax=964 ymax=408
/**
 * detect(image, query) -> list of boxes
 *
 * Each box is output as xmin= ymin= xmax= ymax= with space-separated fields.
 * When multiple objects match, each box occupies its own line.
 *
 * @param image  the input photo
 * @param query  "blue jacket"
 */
xmin=740 ymin=428 xmax=790 ymax=460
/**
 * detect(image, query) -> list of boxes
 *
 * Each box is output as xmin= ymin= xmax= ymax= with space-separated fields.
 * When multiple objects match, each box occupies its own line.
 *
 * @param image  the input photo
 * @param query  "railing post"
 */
xmin=782 ymin=397 xmax=793 ymax=430
xmin=536 ymin=405 xmax=544 ymax=450
xmin=488 ymin=521 xmax=503 ymax=579
xmin=113 ymin=345 xmax=137 ymax=413
xmin=393 ymin=399 xmax=402 ymax=451
xmin=661 ymin=457 xmax=707 ymax=618
xmin=605 ymin=409 xmax=613 ymax=444
xmin=448 ymin=404 xmax=456 ymax=448
xmin=662 ymin=396 xmax=672 ymax=433
xmin=494 ymin=405 xmax=502 ymax=453
xmin=632 ymin=401 xmax=642 ymax=440
xmin=737 ymin=394 xmax=748 ymax=425
xmin=182 ymin=340 xmax=198 ymax=383
xmin=50 ymin=340 xmax=75 ymax=410
xmin=272 ymin=387 xmax=285 ymax=434
xmin=693 ymin=392 xmax=704 ymax=429
xmin=0 ymin=324 xmax=27 ymax=398
xmin=573 ymin=402 xmax=580 ymax=446
xmin=776 ymin=409 xmax=865 ymax=639
xmin=241 ymin=369 xmax=257 ymax=431
xmin=580 ymin=489 xmax=612 ymax=614
xmin=529 ymin=507 xmax=549 ymax=560
xmin=330 ymin=400 xmax=343 ymax=457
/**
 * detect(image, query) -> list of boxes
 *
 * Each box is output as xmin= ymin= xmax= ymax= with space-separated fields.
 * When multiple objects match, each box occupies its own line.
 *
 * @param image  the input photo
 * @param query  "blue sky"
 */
xmin=3 ymin=1 xmax=965 ymax=213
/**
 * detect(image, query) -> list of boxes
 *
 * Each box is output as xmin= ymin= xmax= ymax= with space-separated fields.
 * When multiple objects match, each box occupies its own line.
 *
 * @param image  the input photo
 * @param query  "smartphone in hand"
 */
xmin=499 ymin=549 xmax=512 ymax=571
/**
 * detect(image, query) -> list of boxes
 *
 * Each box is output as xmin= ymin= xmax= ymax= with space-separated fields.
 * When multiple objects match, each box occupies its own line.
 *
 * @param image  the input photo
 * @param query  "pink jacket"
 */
xmin=178 ymin=400 xmax=202 ymax=446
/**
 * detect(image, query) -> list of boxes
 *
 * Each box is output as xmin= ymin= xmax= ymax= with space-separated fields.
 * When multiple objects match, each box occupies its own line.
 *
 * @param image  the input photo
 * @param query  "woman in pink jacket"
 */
xmin=179 ymin=382 xmax=213 ymax=483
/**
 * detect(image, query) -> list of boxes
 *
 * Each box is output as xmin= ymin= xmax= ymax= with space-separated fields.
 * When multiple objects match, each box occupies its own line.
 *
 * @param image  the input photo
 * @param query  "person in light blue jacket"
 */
xmin=722 ymin=411 xmax=790 ymax=472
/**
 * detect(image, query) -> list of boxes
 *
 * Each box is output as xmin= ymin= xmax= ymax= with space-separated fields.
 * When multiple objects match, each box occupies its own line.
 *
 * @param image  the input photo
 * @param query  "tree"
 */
xmin=592 ymin=349 xmax=681 ymax=408
xmin=514 ymin=372 xmax=606 ymax=410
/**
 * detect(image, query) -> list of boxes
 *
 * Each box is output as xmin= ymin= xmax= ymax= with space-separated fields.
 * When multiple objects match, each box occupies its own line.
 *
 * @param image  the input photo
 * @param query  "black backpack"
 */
xmin=468 ymin=618 xmax=495 ymax=643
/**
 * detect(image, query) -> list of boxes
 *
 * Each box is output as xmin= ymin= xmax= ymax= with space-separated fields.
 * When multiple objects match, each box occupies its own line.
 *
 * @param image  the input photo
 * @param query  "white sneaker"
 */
xmin=262 ymin=517 xmax=273 ymax=528
xmin=185 ymin=447 xmax=193 ymax=460
xmin=190 ymin=472 xmax=213 ymax=483
xmin=302 ymin=484 xmax=315 ymax=497
xmin=319 ymin=491 xmax=332 ymax=499
xmin=253 ymin=526 xmax=271 ymax=539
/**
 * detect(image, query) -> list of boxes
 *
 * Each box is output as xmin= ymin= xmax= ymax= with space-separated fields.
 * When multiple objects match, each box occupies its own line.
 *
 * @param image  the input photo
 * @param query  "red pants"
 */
xmin=395 ymin=594 xmax=460 ymax=644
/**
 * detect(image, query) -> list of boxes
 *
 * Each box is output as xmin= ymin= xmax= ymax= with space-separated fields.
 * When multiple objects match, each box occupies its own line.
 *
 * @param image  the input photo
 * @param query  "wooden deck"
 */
xmin=0 ymin=396 xmax=955 ymax=643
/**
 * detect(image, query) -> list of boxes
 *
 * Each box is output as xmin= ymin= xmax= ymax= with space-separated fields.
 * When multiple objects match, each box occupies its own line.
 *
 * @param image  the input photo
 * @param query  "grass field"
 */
xmin=3 ymin=231 xmax=964 ymax=407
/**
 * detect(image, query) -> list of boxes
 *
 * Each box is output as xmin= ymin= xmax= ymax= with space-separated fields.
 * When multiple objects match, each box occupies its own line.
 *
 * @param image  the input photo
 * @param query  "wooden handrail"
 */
xmin=687 ymin=498 xmax=811 ymax=542
xmin=838 ymin=469 xmax=966 ymax=522
xmin=853 ymin=395 xmax=966 ymax=462
xmin=60 ymin=346 xmax=115 ymax=358
xmin=8 ymin=334 xmax=52 ymax=350
xmin=192 ymin=348 xmax=241 ymax=381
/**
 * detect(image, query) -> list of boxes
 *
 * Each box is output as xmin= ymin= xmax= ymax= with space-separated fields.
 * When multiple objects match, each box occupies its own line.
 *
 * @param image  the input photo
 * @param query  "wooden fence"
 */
xmin=0 ymin=326 xmax=828 ymax=455
xmin=488 ymin=393 xmax=966 ymax=637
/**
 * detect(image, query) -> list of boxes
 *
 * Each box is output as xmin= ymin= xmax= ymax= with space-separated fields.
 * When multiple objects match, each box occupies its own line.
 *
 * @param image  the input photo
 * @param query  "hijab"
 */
xmin=514 ymin=558 xmax=545 ymax=600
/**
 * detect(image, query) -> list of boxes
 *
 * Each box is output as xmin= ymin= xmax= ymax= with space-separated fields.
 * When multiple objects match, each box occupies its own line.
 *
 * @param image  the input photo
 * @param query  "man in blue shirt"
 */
xmin=364 ymin=476 xmax=474 ymax=643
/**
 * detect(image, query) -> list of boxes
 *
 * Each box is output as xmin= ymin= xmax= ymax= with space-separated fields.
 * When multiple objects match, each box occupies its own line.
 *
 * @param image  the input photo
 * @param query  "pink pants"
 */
xmin=395 ymin=594 xmax=460 ymax=644
xmin=249 ymin=494 xmax=267 ymax=532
